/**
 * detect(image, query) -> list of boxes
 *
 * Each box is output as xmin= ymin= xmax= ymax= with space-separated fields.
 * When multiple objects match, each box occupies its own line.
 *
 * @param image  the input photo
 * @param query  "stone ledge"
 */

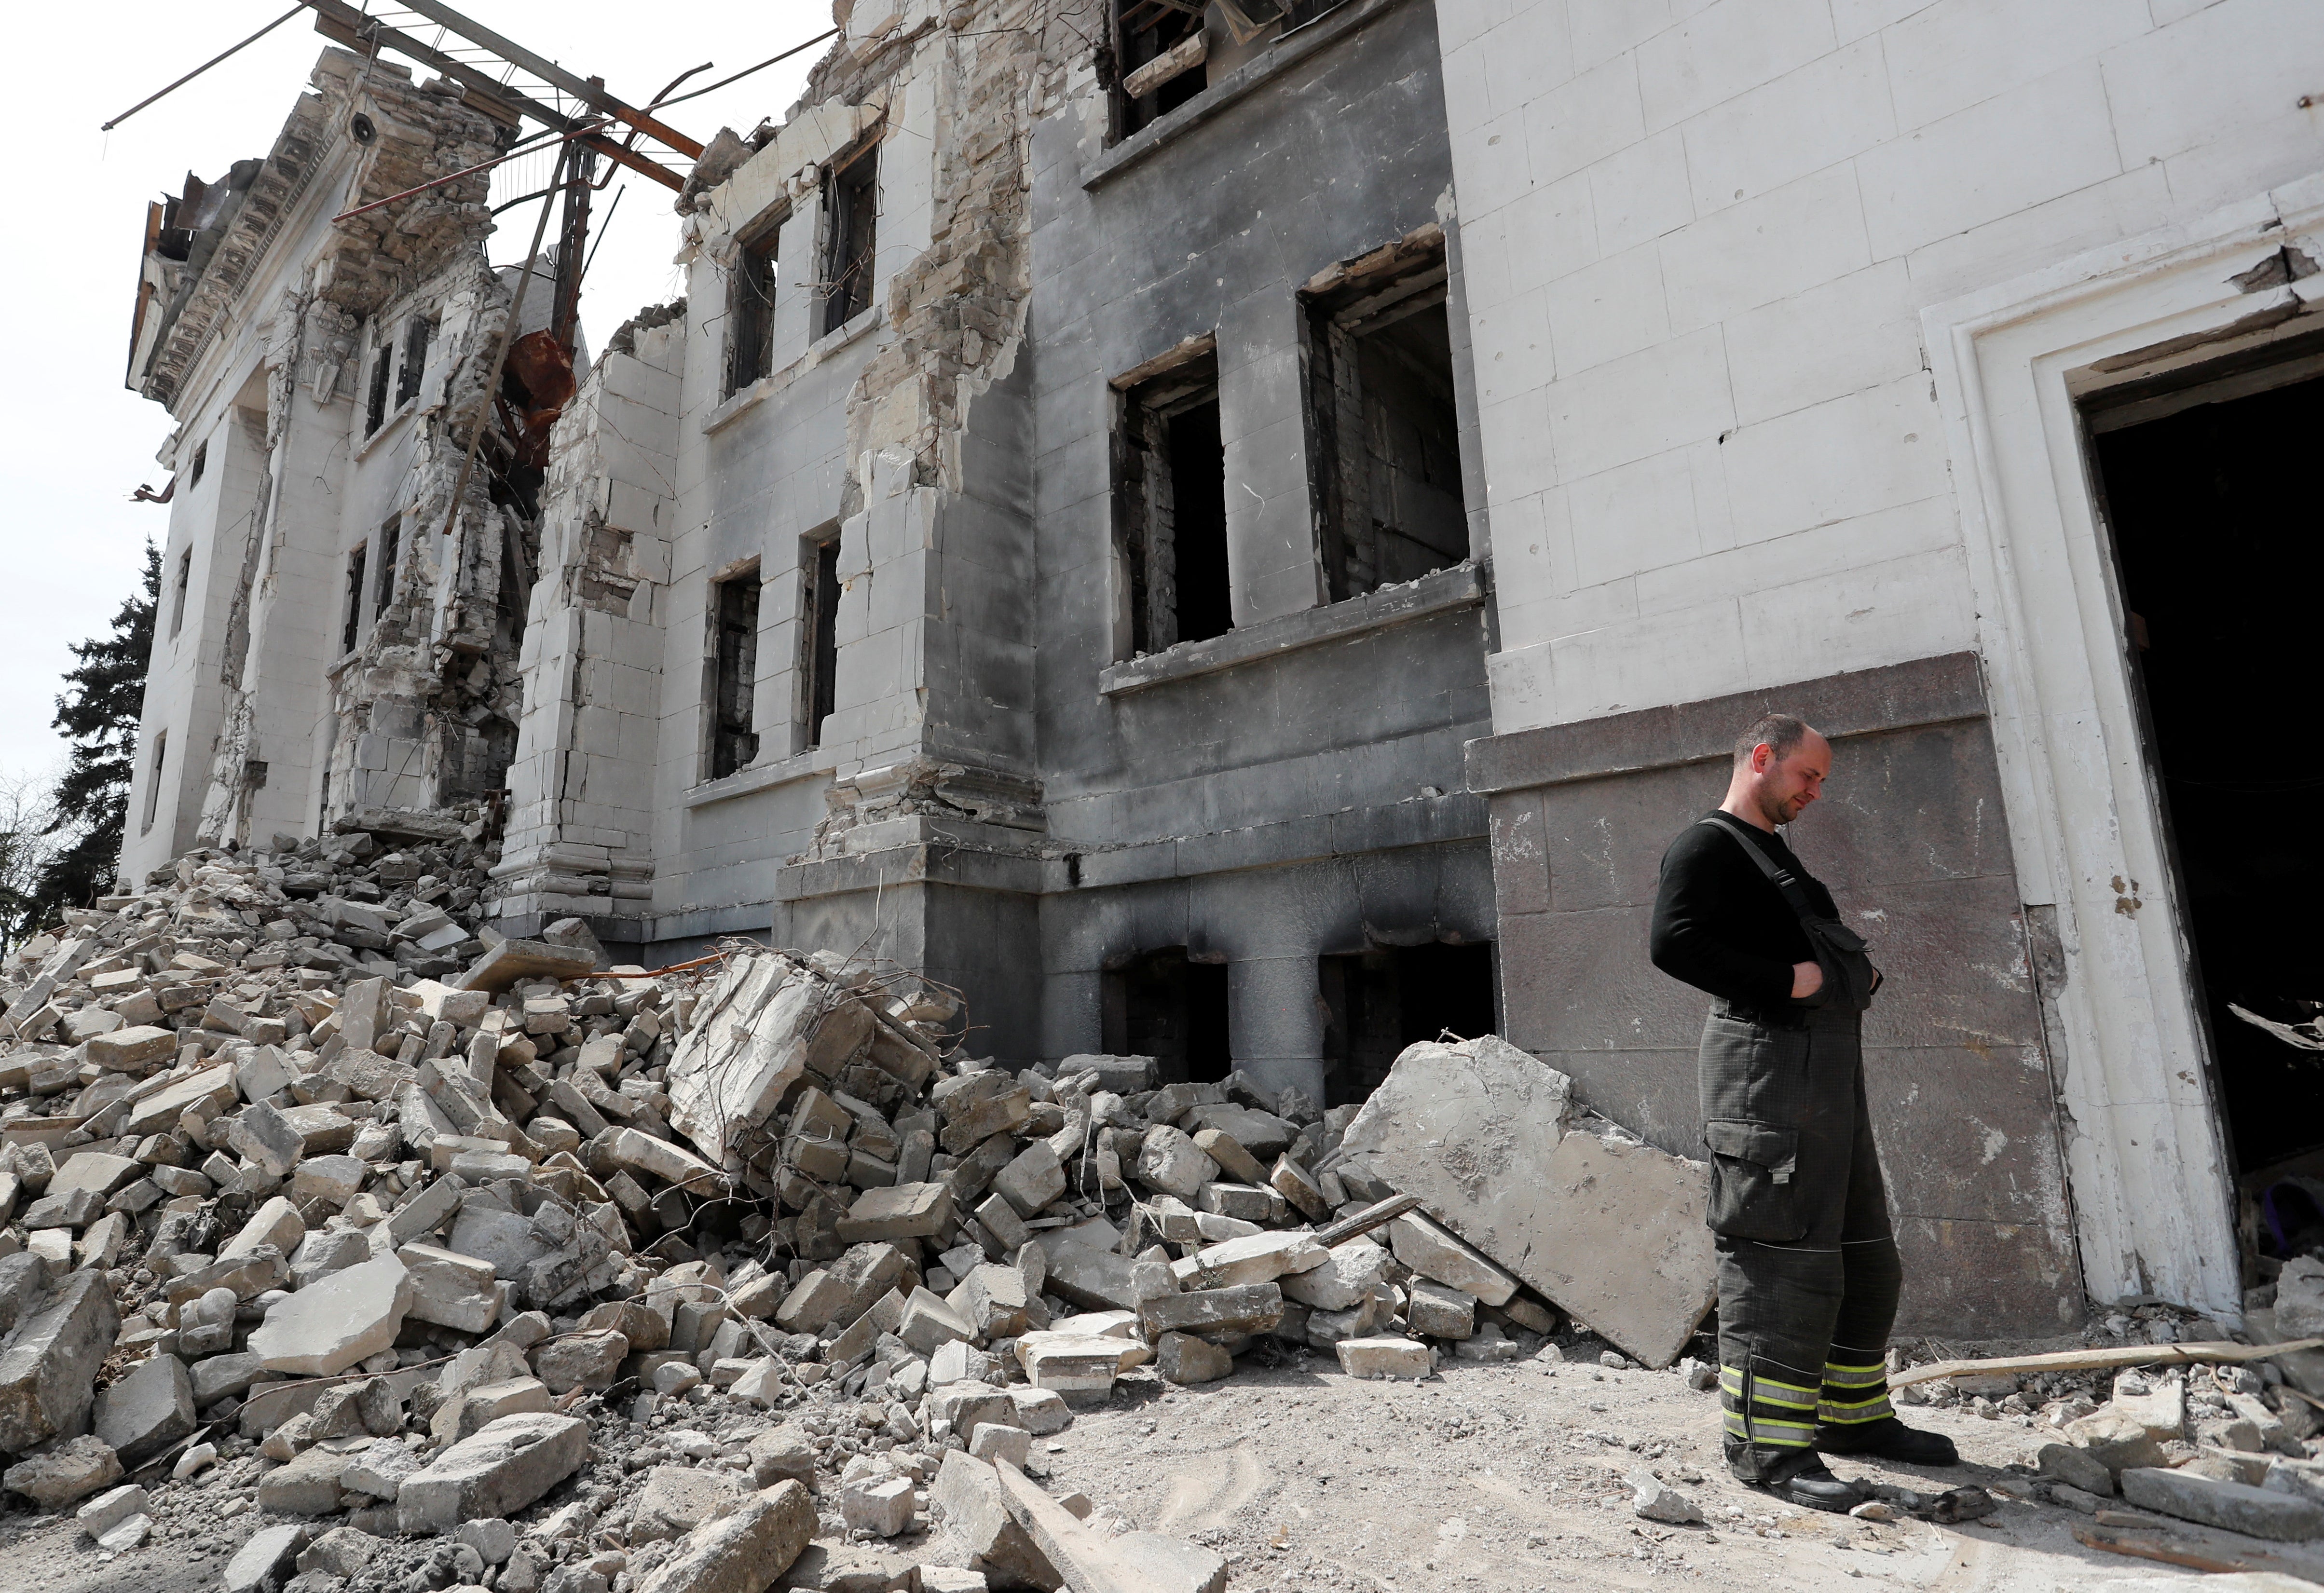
xmin=1463 ymin=651 xmax=1987 ymax=796
xmin=700 ymin=306 xmax=885 ymax=436
xmin=1096 ymin=561 xmax=1486 ymax=697
xmin=680 ymin=748 xmax=832 ymax=808
xmin=1081 ymin=0 xmax=1418 ymax=191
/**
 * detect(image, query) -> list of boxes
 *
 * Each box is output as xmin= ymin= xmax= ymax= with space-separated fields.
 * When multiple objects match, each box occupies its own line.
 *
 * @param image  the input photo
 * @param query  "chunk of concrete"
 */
xmin=1139 ymin=1283 xmax=1283 ymax=1340
xmin=1133 ymin=1127 xmax=1217 ymax=1202
xmin=396 ymin=1412 xmax=591 ymax=1535
xmin=256 ymin=1442 xmax=353 ymax=1515
xmin=454 ymin=939 xmax=598 ymax=994
xmin=2066 ymin=1410 xmax=2171 ymax=1474
xmin=1386 ymin=1212 xmax=1517 ymax=1307
xmin=843 ymin=1472 xmax=917 ymax=1537
xmin=1280 ymin=1238 xmax=1390 ymax=1312
xmin=990 ymin=1458 xmax=1227 ymax=1593
xmin=93 ymin=1352 xmax=194 ymax=1467
xmin=929 ymin=1449 xmax=1059 ymax=1588
xmin=1035 ymin=1240 xmax=1143 ymax=1313
xmin=1337 ymin=1337 xmax=1432 ymax=1380
xmin=1339 ymin=1035 xmax=1714 ymax=1368
xmin=1407 ymin=1279 xmax=1478 ymax=1340
xmin=837 ymin=1182 xmax=953 ymax=1243
xmin=398 ymin=1241 xmax=506 ymax=1334
xmin=75 ymin=1481 xmax=149 ymax=1539
xmin=229 ymin=1101 xmax=307 ymax=1179
xmin=531 ymin=1328 xmax=627 ymax=1394
xmin=1169 ymin=1230 xmax=1327 ymax=1291
xmin=2 ymin=1434 xmax=123 ymax=1510
xmin=222 ymin=1522 xmax=309 ymax=1593
xmin=631 ymin=1463 xmax=746 ymax=1543
xmin=991 ymin=1141 xmax=1066 ymax=1218
xmin=85 ymin=1026 xmax=178 ymax=1072
xmin=634 ymin=1480 xmax=817 ymax=1593
xmin=0 ymin=1271 xmax=120 ymax=1454
xmin=1155 ymin=1333 xmax=1234 ymax=1385
xmin=2036 ymin=1442 xmax=2116 ymax=1498
xmin=248 ymin=1255 xmax=412 ymax=1376
xmin=899 ymin=1287 xmax=977 ymax=1355
xmin=2119 ymin=1465 xmax=2324 ymax=1541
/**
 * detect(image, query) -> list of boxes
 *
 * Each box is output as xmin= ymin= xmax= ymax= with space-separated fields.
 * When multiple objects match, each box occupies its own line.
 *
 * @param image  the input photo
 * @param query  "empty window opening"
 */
xmin=342 ymin=543 xmax=368 ymax=654
xmin=188 ymin=440 xmax=207 ymax=489
xmin=169 ymin=547 xmax=192 ymax=640
xmin=396 ymin=317 xmax=433 ymax=408
xmin=1303 ymin=232 xmax=1468 ymax=601
xmin=1319 ymin=941 xmax=1495 ymax=1107
xmin=728 ymin=221 xmax=781 ymax=393
xmin=1114 ymin=0 xmax=1206 ymax=136
xmin=2086 ymin=360 xmax=2324 ymax=1218
xmin=710 ymin=568 xmax=762 ymax=779
xmin=1102 ymin=948 xmax=1230 ymax=1085
xmin=821 ymin=148 xmax=878 ymax=336
xmin=797 ymin=534 xmax=841 ymax=752
xmin=364 ymin=334 xmax=393 ymax=436
xmin=140 ymin=730 xmax=167 ymax=835
xmin=373 ymin=515 xmax=400 ymax=618
xmin=1115 ymin=349 xmax=1230 ymax=656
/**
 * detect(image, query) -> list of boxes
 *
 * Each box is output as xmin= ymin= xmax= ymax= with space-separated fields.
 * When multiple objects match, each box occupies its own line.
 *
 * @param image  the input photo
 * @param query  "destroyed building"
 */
xmin=115 ymin=0 xmax=2324 ymax=1346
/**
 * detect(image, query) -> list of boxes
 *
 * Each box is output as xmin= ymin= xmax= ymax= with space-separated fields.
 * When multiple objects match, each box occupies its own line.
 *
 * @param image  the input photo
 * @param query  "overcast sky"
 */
xmin=0 ymin=1 xmax=827 ymax=788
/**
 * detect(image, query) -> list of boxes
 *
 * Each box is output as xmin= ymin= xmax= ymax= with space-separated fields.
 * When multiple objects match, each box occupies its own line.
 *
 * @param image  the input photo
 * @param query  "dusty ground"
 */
xmin=9 ymin=1342 xmax=2323 ymax=1593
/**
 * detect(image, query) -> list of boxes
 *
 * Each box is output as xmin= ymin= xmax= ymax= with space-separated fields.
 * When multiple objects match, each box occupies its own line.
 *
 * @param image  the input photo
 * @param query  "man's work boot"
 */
xmin=1750 ymin=1450 xmax=1866 ymax=1513
xmin=1814 ymin=1416 xmax=1960 ymax=1467
xmin=1724 ymin=1439 xmax=1866 ymax=1513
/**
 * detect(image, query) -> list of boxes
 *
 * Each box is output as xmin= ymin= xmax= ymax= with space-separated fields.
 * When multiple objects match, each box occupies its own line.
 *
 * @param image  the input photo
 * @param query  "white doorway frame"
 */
xmin=1923 ymin=172 xmax=2324 ymax=1320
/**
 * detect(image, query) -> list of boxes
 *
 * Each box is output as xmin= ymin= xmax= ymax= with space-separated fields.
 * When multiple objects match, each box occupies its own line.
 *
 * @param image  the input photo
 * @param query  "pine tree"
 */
xmin=23 ymin=543 xmax=158 ymax=931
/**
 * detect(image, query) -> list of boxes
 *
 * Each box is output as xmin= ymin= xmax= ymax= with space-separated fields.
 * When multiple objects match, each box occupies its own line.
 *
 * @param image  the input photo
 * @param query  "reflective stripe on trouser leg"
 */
xmin=1720 ymin=1360 xmax=1818 ymax=1450
xmin=1817 ymin=1349 xmax=1893 ymax=1426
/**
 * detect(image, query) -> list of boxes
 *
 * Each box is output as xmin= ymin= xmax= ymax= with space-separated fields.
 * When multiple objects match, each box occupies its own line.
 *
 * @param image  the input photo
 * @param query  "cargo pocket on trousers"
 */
xmin=1703 ymin=1119 xmax=1806 ymax=1241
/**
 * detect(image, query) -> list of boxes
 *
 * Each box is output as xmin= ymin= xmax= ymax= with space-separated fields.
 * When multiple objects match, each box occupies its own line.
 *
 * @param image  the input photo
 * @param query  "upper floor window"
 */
xmin=709 ymin=566 xmax=762 ymax=779
xmin=363 ymin=332 xmax=394 ymax=436
xmin=1300 ymin=227 xmax=1468 ymax=601
xmin=169 ymin=548 xmax=193 ymax=641
xmin=797 ymin=531 xmax=841 ymax=752
xmin=1114 ymin=343 xmax=1230 ymax=657
xmin=728 ymin=218 xmax=782 ymax=394
xmin=396 ymin=317 xmax=434 ymax=408
xmin=188 ymin=440 xmax=208 ymax=489
xmin=1114 ymin=0 xmax=1207 ymax=136
xmin=342 ymin=542 xmax=369 ymax=654
xmin=821 ymin=146 xmax=879 ymax=336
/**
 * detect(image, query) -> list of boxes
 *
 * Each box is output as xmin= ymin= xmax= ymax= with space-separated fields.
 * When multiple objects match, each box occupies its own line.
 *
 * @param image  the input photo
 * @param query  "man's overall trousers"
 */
xmin=1700 ymin=999 xmax=1902 ymax=1479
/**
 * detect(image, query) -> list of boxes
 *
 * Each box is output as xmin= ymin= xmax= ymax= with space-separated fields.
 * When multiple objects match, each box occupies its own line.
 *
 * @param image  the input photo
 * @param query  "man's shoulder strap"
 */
xmin=1696 ymin=815 xmax=1818 ymax=921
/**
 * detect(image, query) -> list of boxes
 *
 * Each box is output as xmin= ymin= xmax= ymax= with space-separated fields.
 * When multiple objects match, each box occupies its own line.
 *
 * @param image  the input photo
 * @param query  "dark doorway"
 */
xmin=1318 ymin=941 xmax=1495 ymax=1107
xmin=1101 ymin=948 xmax=1230 ymax=1084
xmin=2090 ymin=367 xmax=2324 ymax=1182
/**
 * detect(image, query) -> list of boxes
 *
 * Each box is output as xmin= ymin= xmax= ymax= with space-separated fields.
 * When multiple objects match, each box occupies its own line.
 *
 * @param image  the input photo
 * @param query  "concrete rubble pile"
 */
xmin=0 ymin=811 xmax=1745 ymax=1589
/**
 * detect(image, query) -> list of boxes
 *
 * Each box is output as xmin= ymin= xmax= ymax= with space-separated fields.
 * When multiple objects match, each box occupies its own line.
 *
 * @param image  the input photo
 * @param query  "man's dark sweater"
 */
xmin=1649 ymin=810 xmax=1837 ymax=1009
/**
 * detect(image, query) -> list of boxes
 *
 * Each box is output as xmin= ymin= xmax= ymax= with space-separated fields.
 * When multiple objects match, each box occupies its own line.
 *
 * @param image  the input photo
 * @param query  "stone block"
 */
xmin=49 ymin=1152 xmax=141 ymax=1199
xmin=86 ymin=1026 xmax=177 ymax=1072
xmin=990 ymin=1459 xmax=1227 ymax=1593
xmin=93 ymin=1352 xmax=194 ymax=1467
xmin=947 ymin=1264 xmax=1032 ymax=1341
xmin=229 ymin=1102 xmax=307 ymax=1179
xmin=431 ymin=1377 xmax=552 ymax=1444
xmin=842 ymin=1472 xmax=916 ymax=1537
xmin=1281 ymin=1239 xmax=1389 ymax=1312
xmin=935 ymin=1072 xmax=1034 ymax=1156
xmin=636 ymin=1480 xmax=817 ymax=1593
xmin=1337 ymin=1336 xmax=1432 ymax=1380
xmin=2066 ymin=1410 xmax=2171 ymax=1474
xmin=991 ymin=1141 xmax=1066 ymax=1218
xmin=1407 ymin=1280 xmax=1478 ymax=1340
xmin=1342 ymin=1038 xmax=1715 ymax=1367
xmin=224 ymin=1195 xmax=306 ymax=1260
xmin=969 ymin=1422 xmax=1031 ymax=1469
xmin=20 ymin=1188 xmax=101 ymax=1231
xmin=1037 ymin=1240 xmax=1143 ymax=1313
xmin=222 ymin=1523 xmax=308 ymax=1593
xmin=299 ymin=1524 xmax=382 ymax=1578
xmin=1133 ymin=1127 xmax=1217 ymax=1202
xmin=396 ymin=1412 xmax=592 ymax=1535
xmin=2278 ymin=1256 xmax=2324 ymax=1337
xmin=631 ymin=1463 xmax=746 ymax=1543
xmin=1155 ymin=1333 xmax=1234 ymax=1385
xmin=1387 ymin=1212 xmax=1518 ymax=1307
xmin=1139 ymin=1283 xmax=1283 ymax=1340
xmin=1188 ymin=1129 xmax=1266 ymax=1186
xmin=532 ymin=1328 xmax=627 ymax=1394
xmin=776 ymin=1268 xmax=851 ymax=1334
xmin=929 ymin=1449 xmax=1059 ymax=1589
xmin=249 ymin=1254 xmax=412 ymax=1376
xmin=2 ymin=1434 xmax=122 ymax=1510
xmin=1170 ymin=1231 xmax=1327 ymax=1291
xmin=292 ymin=1155 xmax=368 ymax=1209
xmin=397 ymin=1241 xmax=506 ymax=1334
xmin=748 ymin=1426 xmax=817 ymax=1490
xmin=837 ymin=1182 xmax=953 ymax=1243
xmin=257 ymin=1442 xmax=353 ymax=1515
xmin=455 ymin=939 xmax=598 ymax=994
xmin=2036 ymin=1442 xmax=2115 ymax=1498
xmin=0 ymin=1271 xmax=119 ymax=1454
xmin=899 ymin=1287 xmax=977 ymax=1354
xmin=75 ymin=1481 xmax=149 ymax=1539
xmin=2119 ymin=1465 xmax=2324 ymax=1541
xmin=1010 ymin=1387 xmax=1072 ymax=1436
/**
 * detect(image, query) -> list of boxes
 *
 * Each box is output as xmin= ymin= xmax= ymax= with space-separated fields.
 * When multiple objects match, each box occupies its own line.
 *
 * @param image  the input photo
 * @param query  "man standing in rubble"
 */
xmin=1649 ymin=715 xmax=1960 ymax=1511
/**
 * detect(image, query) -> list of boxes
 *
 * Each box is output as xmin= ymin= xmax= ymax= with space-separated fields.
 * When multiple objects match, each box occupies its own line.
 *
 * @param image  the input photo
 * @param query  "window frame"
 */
xmin=820 ymin=141 xmax=881 ymax=338
xmin=726 ymin=209 xmax=786 ymax=395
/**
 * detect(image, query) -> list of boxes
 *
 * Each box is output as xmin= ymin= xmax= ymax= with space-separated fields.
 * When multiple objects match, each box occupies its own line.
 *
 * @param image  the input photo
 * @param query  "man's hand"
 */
xmin=1791 ymin=960 xmax=1824 ymax=999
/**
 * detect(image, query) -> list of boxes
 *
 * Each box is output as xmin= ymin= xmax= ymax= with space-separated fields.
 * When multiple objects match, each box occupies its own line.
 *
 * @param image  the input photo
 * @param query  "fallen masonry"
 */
xmin=1 ymin=822 xmax=2321 ymax=1593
